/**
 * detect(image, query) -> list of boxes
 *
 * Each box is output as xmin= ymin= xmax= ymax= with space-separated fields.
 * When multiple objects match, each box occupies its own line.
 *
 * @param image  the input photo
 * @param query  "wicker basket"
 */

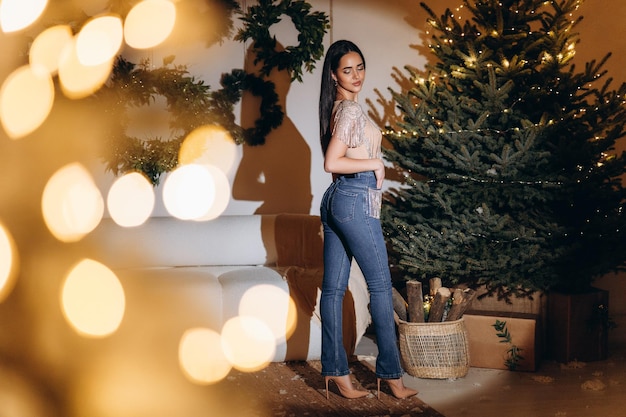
xmin=398 ymin=318 xmax=470 ymax=379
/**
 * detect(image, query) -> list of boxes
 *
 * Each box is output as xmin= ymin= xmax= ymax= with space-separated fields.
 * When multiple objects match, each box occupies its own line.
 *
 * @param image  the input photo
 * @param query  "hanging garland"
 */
xmin=235 ymin=0 xmax=330 ymax=82
xmin=99 ymin=0 xmax=328 ymax=184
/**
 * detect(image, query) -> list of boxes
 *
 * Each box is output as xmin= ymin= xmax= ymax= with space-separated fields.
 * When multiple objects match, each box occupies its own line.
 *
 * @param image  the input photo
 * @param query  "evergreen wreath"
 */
xmin=100 ymin=57 xmax=213 ymax=185
xmin=235 ymin=0 xmax=329 ymax=82
xmin=211 ymin=68 xmax=284 ymax=146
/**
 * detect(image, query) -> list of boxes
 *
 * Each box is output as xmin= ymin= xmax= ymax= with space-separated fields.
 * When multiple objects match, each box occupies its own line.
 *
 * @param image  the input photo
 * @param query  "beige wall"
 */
xmin=100 ymin=0 xmax=626 ymax=313
xmin=96 ymin=0 xmax=626 ymax=218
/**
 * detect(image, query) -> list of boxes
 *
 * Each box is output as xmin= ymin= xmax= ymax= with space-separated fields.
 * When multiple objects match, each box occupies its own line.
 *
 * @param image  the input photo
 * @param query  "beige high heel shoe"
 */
xmin=324 ymin=375 xmax=369 ymax=399
xmin=377 ymin=378 xmax=418 ymax=399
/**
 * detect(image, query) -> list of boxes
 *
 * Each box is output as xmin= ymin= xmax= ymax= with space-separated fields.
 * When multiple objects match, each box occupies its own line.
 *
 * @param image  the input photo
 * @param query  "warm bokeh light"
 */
xmin=107 ymin=172 xmax=155 ymax=227
xmin=42 ymin=162 xmax=104 ymax=242
xmin=76 ymin=14 xmax=123 ymax=66
xmin=179 ymin=125 xmax=238 ymax=174
xmin=220 ymin=316 xmax=275 ymax=372
xmin=0 ymin=0 xmax=48 ymax=33
xmin=29 ymin=25 xmax=74 ymax=76
xmin=239 ymin=284 xmax=297 ymax=344
xmin=58 ymin=37 xmax=113 ymax=99
xmin=162 ymin=164 xmax=216 ymax=220
xmin=179 ymin=328 xmax=232 ymax=385
xmin=192 ymin=165 xmax=230 ymax=221
xmin=0 ymin=64 xmax=54 ymax=139
xmin=124 ymin=0 xmax=176 ymax=49
xmin=61 ymin=259 xmax=125 ymax=337
xmin=68 ymin=356 xmax=167 ymax=417
xmin=177 ymin=126 xmax=235 ymax=220
xmin=76 ymin=0 xmax=109 ymax=16
xmin=0 ymin=222 xmax=18 ymax=303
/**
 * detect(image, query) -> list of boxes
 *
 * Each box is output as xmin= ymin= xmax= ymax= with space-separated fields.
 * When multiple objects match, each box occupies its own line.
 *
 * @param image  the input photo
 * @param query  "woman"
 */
xmin=318 ymin=39 xmax=418 ymax=400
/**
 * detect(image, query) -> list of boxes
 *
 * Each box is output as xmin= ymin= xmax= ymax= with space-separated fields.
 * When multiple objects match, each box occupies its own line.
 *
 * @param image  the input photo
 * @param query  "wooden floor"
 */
xmin=357 ymin=314 xmax=626 ymax=417
xmin=213 ymin=360 xmax=445 ymax=417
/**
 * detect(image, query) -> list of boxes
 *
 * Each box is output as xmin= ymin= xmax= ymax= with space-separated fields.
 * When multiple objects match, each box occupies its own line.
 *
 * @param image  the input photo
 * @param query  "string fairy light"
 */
xmin=382 ymin=117 xmax=596 ymax=140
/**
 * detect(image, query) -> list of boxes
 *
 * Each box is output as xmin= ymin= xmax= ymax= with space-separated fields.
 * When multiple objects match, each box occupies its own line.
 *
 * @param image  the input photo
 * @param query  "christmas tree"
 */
xmin=382 ymin=0 xmax=626 ymax=299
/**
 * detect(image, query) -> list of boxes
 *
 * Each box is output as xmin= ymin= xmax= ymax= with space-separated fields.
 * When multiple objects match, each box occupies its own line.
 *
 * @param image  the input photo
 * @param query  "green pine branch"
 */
xmin=382 ymin=0 xmax=626 ymax=299
xmin=492 ymin=320 xmax=524 ymax=370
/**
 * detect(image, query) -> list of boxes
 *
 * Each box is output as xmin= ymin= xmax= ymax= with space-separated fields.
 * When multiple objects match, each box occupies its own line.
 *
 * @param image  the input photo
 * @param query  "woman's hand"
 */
xmin=373 ymin=159 xmax=385 ymax=189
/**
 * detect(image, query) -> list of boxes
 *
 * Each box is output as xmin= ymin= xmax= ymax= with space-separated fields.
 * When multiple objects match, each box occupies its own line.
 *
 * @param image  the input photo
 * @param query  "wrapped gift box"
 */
xmin=464 ymin=310 xmax=542 ymax=371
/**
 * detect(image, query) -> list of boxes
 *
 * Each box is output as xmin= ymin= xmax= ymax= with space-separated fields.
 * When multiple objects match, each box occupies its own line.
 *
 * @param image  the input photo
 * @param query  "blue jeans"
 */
xmin=319 ymin=171 xmax=403 ymax=379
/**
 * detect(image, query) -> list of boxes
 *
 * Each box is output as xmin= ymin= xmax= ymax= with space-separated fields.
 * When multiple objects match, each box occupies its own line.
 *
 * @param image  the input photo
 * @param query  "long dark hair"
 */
xmin=319 ymin=40 xmax=366 ymax=155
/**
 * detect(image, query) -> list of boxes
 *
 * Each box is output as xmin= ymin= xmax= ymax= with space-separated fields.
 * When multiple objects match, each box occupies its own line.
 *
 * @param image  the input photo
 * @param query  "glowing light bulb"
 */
xmin=162 ymin=164 xmax=216 ymax=220
xmin=179 ymin=328 xmax=231 ymax=384
xmin=0 ymin=64 xmax=54 ymax=139
xmin=42 ymin=163 xmax=104 ymax=242
xmin=124 ymin=0 xmax=176 ymax=49
xmin=220 ymin=316 xmax=275 ymax=372
xmin=107 ymin=172 xmax=155 ymax=227
xmin=0 ymin=223 xmax=18 ymax=303
xmin=29 ymin=25 xmax=74 ymax=76
xmin=0 ymin=0 xmax=48 ymax=32
xmin=61 ymin=259 xmax=125 ymax=337
xmin=76 ymin=14 xmax=123 ymax=66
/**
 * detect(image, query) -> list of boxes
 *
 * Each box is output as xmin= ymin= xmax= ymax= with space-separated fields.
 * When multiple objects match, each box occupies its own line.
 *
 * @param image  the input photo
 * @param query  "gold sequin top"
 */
xmin=331 ymin=100 xmax=382 ymax=160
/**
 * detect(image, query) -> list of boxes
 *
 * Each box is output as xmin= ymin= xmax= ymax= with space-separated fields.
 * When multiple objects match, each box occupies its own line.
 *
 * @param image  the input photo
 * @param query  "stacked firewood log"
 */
xmin=392 ymin=278 xmax=476 ymax=323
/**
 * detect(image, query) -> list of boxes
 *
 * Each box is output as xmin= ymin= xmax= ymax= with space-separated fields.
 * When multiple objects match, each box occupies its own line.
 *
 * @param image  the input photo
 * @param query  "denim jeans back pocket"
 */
xmin=331 ymin=188 xmax=358 ymax=223
xmin=366 ymin=187 xmax=382 ymax=219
